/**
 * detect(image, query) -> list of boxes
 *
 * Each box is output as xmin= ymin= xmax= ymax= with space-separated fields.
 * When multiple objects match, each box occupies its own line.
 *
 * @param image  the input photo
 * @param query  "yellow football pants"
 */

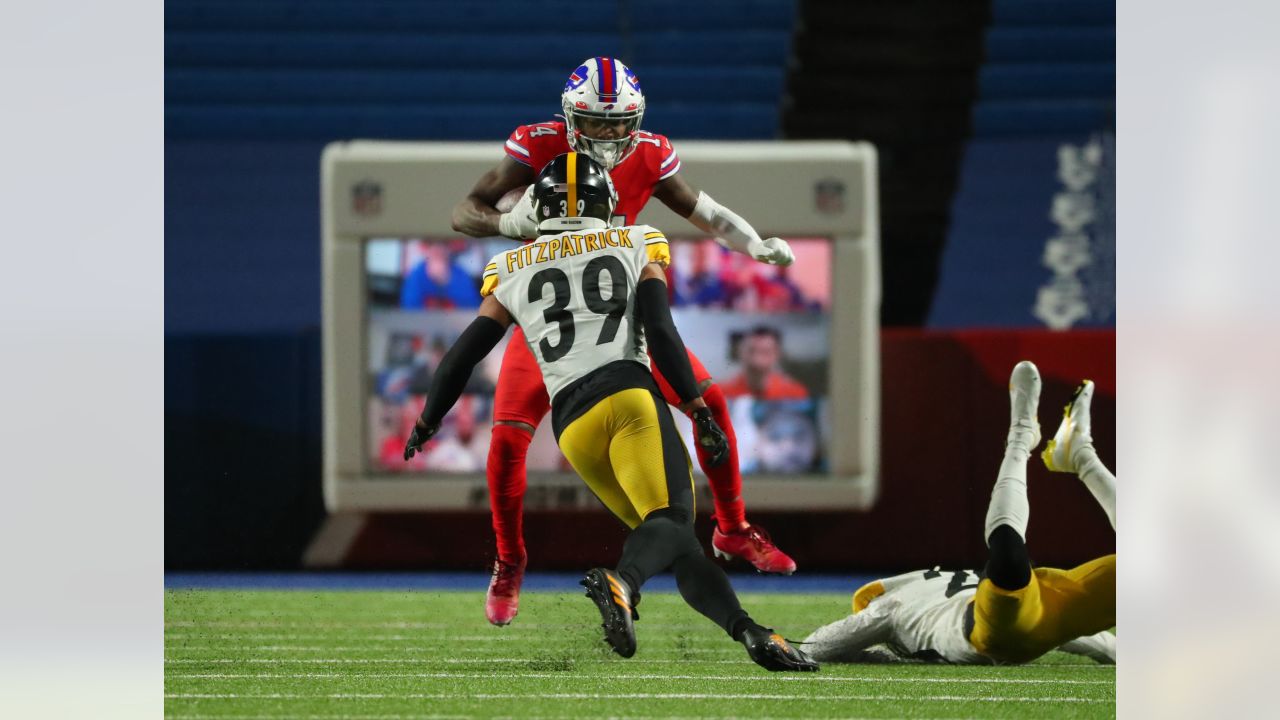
xmin=969 ymin=554 xmax=1116 ymax=664
xmin=557 ymin=387 xmax=694 ymax=529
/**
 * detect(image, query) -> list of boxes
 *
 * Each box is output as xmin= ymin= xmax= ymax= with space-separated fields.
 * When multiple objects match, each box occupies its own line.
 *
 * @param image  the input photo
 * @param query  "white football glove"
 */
xmin=497 ymin=185 xmax=538 ymax=240
xmin=747 ymin=236 xmax=795 ymax=266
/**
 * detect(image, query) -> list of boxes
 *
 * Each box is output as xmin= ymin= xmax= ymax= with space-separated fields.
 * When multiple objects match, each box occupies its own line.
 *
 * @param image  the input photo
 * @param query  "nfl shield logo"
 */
xmin=352 ymin=180 xmax=382 ymax=217
xmin=814 ymin=179 xmax=845 ymax=215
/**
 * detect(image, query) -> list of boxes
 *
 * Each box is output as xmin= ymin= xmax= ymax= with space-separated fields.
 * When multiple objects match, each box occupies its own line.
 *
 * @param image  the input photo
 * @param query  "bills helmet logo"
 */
xmin=565 ymin=65 xmax=589 ymax=92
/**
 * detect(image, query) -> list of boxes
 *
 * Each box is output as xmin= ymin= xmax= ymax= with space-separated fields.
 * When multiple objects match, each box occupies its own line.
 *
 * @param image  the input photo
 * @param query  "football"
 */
xmin=496 ymin=184 xmax=529 ymax=213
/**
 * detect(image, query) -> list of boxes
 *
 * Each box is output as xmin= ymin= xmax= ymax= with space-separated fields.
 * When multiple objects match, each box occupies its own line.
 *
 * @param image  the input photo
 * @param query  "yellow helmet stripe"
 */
xmin=566 ymin=152 xmax=578 ymax=217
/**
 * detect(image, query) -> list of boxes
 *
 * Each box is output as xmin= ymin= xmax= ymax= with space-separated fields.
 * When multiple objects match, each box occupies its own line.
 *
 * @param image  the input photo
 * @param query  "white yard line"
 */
xmin=163 ymin=716 xmax=913 ymax=720
xmin=165 ymin=692 xmax=1111 ymax=703
xmin=167 ymin=645 xmax=748 ymax=655
xmin=165 ymin=631 xmax=720 ymax=640
xmin=165 ymin=623 xmax=716 ymax=632
xmin=165 ymin=671 xmax=1113 ymax=685
xmin=165 ymin=658 xmax=745 ymax=665
xmin=163 ymin=716 xmax=973 ymax=720
xmin=166 ymin=620 xmax=465 ymax=625
xmin=164 ymin=657 xmax=1115 ymax=668
xmin=166 ymin=618 xmax=825 ymax=628
xmin=164 ymin=715 xmax=469 ymax=720
xmin=167 ymin=636 xmax=640 ymax=645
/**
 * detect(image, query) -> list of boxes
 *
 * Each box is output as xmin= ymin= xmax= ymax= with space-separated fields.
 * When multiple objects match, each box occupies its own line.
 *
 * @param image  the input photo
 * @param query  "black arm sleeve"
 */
xmin=636 ymin=277 xmax=700 ymax=404
xmin=419 ymin=316 xmax=508 ymax=426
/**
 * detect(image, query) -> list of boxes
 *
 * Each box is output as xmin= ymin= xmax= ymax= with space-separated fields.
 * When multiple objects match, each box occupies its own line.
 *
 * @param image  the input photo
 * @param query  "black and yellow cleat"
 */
xmin=580 ymin=568 xmax=637 ymax=658
xmin=740 ymin=625 xmax=820 ymax=672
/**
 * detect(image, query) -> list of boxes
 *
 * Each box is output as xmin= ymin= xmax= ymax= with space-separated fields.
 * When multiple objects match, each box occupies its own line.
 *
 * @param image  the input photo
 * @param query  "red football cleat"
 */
xmin=485 ymin=556 xmax=527 ymax=626
xmin=711 ymin=522 xmax=797 ymax=575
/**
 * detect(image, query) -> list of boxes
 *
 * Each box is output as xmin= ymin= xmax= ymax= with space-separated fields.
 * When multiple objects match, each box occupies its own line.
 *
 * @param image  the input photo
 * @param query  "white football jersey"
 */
xmin=482 ymin=223 xmax=671 ymax=402
xmin=804 ymin=568 xmax=1117 ymax=665
xmin=802 ymin=568 xmax=986 ymax=664
xmin=872 ymin=568 xmax=988 ymax=663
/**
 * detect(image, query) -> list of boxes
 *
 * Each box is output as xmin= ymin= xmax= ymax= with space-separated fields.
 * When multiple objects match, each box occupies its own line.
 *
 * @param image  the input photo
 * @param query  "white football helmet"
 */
xmin=561 ymin=57 xmax=646 ymax=170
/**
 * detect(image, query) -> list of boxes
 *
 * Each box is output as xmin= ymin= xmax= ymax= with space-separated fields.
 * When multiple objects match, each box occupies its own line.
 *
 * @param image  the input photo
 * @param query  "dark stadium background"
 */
xmin=165 ymin=0 xmax=1115 ymax=572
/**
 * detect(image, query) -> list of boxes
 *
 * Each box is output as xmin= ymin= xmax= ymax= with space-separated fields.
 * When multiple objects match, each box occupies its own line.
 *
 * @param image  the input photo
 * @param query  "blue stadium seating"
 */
xmin=972 ymin=0 xmax=1114 ymax=137
xmin=167 ymin=0 xmax=795 ymax=32
xmin=164 ymin=0 xmax=797 ymax=141
xmin=932 ymin=0 xmax=1115 ymax=327
xmin=984 ymin=27 xmax=1116 ymax=64
xmin=165 ymin=103 xmax=780 ymax=141
xmin=978 ymin=64 xmax=1114 ymax=100
xmin=165 ymin=68 xmax=785 ymax=105
xmin=991 ymin=0 xmax=1115 ymax=26
xmin=971 ymin=99 xmax=1111 ymax=135
xmin=165 ymin=1 xmax=622 ymax=32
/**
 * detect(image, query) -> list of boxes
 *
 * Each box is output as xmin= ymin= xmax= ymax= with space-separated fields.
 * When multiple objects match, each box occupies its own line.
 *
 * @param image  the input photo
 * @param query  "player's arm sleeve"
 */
xmin=636 ymin=276 xmax=699 ymax=404
xmin=504 ymin=125 xmax=533 ymax=167
xmin=418 ymin=316 xmax=508 ymax=427
xmin=1056 ymin=631 xmax=1116 ymax=665
xmin=686 ymin=191 xmax=767 ymax=257
xmin=800 ymin=611 xmax=893 ymax=663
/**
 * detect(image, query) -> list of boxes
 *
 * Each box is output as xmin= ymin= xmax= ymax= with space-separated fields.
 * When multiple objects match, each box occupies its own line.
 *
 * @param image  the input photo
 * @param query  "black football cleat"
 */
xmin=740 ymin=625 xmax=820 ymax=672
xmin=580 ymin=568 xmax=637 ymax=658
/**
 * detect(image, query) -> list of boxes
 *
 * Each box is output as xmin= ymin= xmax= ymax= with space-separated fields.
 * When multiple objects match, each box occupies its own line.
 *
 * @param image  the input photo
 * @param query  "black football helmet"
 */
xmin=532 ymin=152 xmax=618 ymax=227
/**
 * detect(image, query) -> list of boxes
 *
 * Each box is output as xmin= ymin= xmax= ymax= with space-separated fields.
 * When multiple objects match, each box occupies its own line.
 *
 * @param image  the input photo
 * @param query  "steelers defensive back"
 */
xmin=404 ymin=151 xmax=818 ymax=672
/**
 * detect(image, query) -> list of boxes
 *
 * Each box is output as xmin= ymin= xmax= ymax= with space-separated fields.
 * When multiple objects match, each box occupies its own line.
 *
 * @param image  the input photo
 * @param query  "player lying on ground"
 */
xmin=451 ymin=57 xmax=798 ymax=625
xmin=803 ymin=362 xmax=1116 ymax=664
xmin=407 ymin=153 xmax=817 ymax=672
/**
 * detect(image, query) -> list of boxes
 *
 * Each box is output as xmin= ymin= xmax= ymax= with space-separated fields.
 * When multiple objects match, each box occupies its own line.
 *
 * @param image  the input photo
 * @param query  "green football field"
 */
xmin=165 ymin=589 xmax=1115 ymax=719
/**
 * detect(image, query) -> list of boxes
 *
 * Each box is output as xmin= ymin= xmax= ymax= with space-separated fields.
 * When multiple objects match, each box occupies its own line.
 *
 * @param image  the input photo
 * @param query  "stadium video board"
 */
xmin=323 ymin=141 xmax=879 ymax=512
xmin=365 ymin=236 xmax=834 ymax=478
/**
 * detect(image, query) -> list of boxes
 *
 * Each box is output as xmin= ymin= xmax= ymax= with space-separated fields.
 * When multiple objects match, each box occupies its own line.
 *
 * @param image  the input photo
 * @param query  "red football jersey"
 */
xmin=504 ymin=121 xmax=681 ymax=227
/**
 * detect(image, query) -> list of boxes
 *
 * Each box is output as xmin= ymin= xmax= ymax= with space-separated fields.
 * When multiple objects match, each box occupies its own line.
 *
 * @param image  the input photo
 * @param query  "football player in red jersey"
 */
xmin=451 ymin=57 xmax=798 ymax=626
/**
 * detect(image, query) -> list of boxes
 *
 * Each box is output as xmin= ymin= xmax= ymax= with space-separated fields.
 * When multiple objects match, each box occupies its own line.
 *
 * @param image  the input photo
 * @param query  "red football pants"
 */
xmin=486 ymin=327 xmax=746 ymax=562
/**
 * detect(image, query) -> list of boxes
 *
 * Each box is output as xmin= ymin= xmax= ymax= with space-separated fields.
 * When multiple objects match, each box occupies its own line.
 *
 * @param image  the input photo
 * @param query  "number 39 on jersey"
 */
xmin=481 ymin=224 xmax=672 ymax=401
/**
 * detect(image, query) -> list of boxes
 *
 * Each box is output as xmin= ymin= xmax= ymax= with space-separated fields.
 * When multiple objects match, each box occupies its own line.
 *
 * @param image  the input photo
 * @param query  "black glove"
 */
xmin=691 ymin=406 xmax=729 ymax=468
xmin=403 ymin=418 xmax=440 ymax=462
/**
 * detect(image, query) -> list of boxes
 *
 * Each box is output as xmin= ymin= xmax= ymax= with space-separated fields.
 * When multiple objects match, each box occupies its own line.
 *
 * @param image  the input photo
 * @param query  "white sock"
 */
xmin=984 ymin=431 xmax=1034 ymax=544
xmin=1074 ymin=444 xmax=1116 ymax=531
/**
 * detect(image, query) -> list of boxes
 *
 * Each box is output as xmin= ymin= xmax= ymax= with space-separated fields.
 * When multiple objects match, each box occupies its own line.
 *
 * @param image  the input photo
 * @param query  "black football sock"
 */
xmin=669 ymin=537 xmax=749 ymax=638
xmin=985 ymin=524 xmax=1032 ymax=591
xmin=616 ymin=511 xmax=748 ymax=636
xmin=616 ymin=512 xmax=689 ymax=597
